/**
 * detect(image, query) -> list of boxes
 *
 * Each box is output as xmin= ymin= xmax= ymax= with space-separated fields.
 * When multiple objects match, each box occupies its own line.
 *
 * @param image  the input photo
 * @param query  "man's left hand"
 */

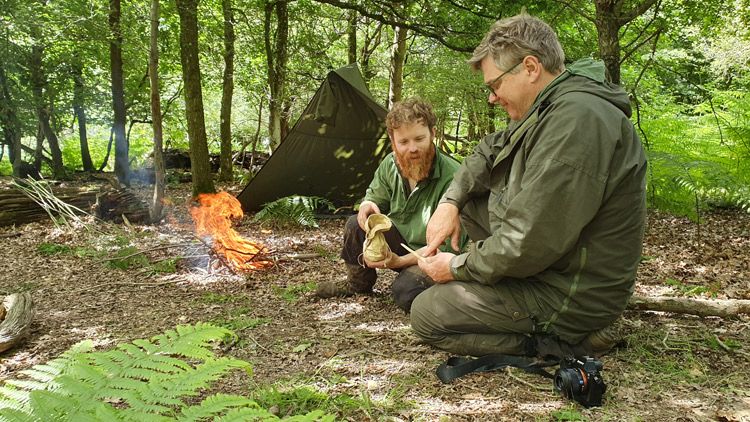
xmin=418 ymin=252 xmax=455 ymax=283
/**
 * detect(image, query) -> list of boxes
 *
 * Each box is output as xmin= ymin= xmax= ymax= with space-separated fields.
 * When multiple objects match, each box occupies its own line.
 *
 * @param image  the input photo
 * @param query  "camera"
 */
xmin=553 ymin=356 xmax=607 ymax=407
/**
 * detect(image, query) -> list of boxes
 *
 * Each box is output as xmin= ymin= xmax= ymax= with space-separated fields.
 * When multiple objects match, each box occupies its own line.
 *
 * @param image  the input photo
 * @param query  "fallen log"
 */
xmin=0 ymin=183 xmax=150 ymax=227
xmin=628 ymin=295 xmax=750 ymax=319
xmin=0 ymin=293 xmax=34 ymax=354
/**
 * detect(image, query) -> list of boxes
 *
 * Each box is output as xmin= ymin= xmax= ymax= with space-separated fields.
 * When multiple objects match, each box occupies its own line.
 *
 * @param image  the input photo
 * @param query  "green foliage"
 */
xmin=0 ymin=158 xmax=11 ymax=176
xmin=663 ymin=278 xmax=719 ymax=297
xmin=250 ymin=385 xmax=361 ymax=418
xmin=253 ymin=196 xmax=334 ymax=229
xmin=274 ymin=282 xmax=316 ymax=302
xmin=36 ymin=242 xmax=72 ymax=256
xmin=107 ymin=246 xmax=150 ymax=270
xmin=0 ymin=324 xmax=334 ymax=421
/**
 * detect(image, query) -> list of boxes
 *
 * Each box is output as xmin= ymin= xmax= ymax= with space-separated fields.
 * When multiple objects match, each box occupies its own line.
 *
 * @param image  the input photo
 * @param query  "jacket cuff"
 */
xmin=449 ymin=253 xmax=470 ymax=281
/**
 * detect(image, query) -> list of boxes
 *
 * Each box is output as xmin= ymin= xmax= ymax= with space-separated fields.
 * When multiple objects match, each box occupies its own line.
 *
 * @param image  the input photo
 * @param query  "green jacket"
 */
xmin=365 ymin=148 xmax=465 ymax=252
xmin=442 ymin=59 xmax=647 ymax=340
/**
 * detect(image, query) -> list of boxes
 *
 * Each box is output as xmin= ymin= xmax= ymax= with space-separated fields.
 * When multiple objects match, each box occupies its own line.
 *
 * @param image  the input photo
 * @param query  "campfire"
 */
xmin=189 ymin=192 xmax=272 ymax=272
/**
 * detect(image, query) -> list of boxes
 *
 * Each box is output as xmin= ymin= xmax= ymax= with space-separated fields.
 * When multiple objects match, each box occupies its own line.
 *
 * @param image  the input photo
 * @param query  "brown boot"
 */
xmin=580 ymin=323 xmax=621 ymax=357
xmin=316 ymin=263 xmax=377 ymax=298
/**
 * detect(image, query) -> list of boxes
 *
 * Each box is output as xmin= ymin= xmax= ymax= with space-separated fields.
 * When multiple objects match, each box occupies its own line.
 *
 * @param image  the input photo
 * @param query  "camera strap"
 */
xmin=435 ymin=354 xmax=558 ymax=384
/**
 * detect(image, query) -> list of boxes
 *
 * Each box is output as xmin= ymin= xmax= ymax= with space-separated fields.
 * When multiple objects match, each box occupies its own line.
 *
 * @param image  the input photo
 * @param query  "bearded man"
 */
xmin=316 ymin=98 xmax=465 ymax=312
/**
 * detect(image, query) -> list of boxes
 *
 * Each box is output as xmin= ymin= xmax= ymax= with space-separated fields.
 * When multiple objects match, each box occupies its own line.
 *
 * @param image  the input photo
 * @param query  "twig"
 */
xmin=69 ymin=278 xmax=188 ymax=294
xmin=714 ymin=334 xmax=750 ymax=360
xmin=0 ymin=232 xmax=21 ymax=239
xmin=504 ymin=367 xmax=549 ymax=391
xmin=193 ymin=235 xmax=235 ymax=273
xmin=100 ymin=242 xmax=200 ymax=262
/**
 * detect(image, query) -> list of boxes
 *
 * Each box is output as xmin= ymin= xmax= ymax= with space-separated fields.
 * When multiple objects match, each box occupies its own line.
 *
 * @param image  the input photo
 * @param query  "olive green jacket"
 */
xmin=442 ymin=59 xmax=647 ymax=339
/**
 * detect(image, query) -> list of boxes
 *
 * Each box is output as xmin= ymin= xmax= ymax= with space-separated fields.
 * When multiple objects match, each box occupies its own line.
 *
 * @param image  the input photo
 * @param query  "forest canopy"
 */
xmin=0 ymin=0 xmax=749 ymax=217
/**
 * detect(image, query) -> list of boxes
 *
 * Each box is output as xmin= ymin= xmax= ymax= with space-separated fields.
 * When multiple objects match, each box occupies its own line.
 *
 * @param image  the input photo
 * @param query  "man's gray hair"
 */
xmin=469 ymin=14 xmax=565 ymax=74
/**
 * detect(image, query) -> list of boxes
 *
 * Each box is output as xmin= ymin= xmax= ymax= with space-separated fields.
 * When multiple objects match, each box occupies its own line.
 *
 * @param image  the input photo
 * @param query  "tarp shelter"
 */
xmin=237 ymin=64 xmax=389 ymax=212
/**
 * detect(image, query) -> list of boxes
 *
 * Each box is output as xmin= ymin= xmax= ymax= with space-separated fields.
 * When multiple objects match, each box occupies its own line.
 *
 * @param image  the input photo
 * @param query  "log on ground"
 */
xmin=628 ymin=295 xmax=750 ymax=319
xmin=0 ymin=292 xmax=35 ymax=354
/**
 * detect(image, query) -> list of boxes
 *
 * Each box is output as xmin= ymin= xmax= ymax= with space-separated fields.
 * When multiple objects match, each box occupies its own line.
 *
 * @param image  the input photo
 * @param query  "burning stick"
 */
xmin=189 ymin=192 xmax=273 ymax=272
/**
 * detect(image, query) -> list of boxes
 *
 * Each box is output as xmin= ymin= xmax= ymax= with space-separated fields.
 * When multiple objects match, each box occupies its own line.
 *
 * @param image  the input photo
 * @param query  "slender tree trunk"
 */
xmin=29 ymin=44 xmax=64 ymax=179
xmin=387 ymin=24 xmax=407 ymax=109
xmin=176 ymin=0 xmax=215 ymax=196
xmin=109 ymin=0 xmax=129 ymax=185
xmin=72 ymin=62 xmax=94 ymax=172
xmin=218 ymin=0 xmax=235 ymax=182
xmin=149 ymin=0 xmax=165 ymax=222
xmin=264 ymin=0 xmax=288 ymax=151
xmin=347 ymin=10 xmax=357 ymax=65
xmin=0 ymin=63 xmax=23 ymax=178
xmin=33 ymin=123 xmax=43 ymax=171
xmin=594 ymin=1 xmax=622 ymax=85
xmin=359 ymin=20 xmax=382 ymax=87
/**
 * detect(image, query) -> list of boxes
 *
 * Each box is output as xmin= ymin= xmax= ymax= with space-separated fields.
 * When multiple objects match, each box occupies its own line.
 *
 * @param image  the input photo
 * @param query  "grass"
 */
xmin=274 ymin=281 xmax=317 ymax=302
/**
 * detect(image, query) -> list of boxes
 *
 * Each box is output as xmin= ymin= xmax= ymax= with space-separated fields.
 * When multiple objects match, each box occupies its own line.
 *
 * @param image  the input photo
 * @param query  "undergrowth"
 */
xmin=253 ymin=196 xmax=334 ymax=229
xmin=0 ymin=323 xmax=333 ymax=421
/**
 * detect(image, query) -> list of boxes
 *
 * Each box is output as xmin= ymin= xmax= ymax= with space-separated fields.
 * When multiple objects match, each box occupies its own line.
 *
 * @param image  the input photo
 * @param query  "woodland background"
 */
xmin=1 ymin=0 xmax=750 ymax=421
xmin=0 ymin=0 xmax=748 ymax=217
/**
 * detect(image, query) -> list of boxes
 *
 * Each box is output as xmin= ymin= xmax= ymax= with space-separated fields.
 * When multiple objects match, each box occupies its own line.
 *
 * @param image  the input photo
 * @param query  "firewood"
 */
xmin=0 ymin=292 xmax=34 ymax=354
xmin=628 ymin=295 xmax=750 ymax=319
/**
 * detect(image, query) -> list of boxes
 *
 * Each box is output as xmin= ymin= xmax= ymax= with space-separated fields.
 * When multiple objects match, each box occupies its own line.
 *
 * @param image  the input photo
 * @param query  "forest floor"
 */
xmin=1 ymin=177 xmax=750 ymax=421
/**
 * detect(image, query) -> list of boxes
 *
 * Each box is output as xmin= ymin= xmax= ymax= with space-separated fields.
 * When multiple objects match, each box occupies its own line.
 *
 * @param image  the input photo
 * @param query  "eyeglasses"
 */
xmin=485 ymin=61 xmax=523 ymax=96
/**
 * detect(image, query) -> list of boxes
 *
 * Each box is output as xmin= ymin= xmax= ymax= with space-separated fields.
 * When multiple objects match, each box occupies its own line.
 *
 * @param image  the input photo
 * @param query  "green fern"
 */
xmin=0 ymin=324 xmax=333 ymax=421
xmin=253 ymin=196 xmax=334 ymax=228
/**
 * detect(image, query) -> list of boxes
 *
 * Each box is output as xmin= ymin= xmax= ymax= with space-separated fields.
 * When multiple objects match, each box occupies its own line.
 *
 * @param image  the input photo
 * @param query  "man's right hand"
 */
xmin=423 ymin=202 xmax=461 ymax=256
xmin=357 ymin=200 xmax=381 ymax=230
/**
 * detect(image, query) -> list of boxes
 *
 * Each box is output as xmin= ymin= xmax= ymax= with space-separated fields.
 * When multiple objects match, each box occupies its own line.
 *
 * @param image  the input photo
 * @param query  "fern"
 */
xmin=253 ymin=196 xmax=335 ymax=228
xmin=0 ymin=324 xmax=333 ymax=421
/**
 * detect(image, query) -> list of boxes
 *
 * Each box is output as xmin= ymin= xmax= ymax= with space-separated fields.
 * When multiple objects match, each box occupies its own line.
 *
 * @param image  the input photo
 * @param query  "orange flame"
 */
xmin=189 ymin=192 xmax=272 ymax=271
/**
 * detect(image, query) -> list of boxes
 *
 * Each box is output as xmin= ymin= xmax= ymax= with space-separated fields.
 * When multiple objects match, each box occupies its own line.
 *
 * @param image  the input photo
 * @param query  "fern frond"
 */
xmin=253 ymin=195 xmax=334 ymax=228
xmin=0 ymin=407 xmax=35 ymax=422
xmin=150 ymin=323 xmax=235 ymax=359
xmin=215 ymin=406 xmax=280 ymax=422
xmin=177 ymin=393 xmax=259 ymax=421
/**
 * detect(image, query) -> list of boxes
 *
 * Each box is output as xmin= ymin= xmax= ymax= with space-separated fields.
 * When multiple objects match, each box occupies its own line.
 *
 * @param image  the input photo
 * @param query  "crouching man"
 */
xmin=316 ymin=98 xmax=465 ymax=312
xmin=415 ymin=14 xmax=647 ymax=357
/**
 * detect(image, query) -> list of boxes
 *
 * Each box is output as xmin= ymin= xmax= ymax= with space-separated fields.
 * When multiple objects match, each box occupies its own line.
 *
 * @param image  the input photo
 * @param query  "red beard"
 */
xmin=394 ymin=145 xmax=435 ymax=182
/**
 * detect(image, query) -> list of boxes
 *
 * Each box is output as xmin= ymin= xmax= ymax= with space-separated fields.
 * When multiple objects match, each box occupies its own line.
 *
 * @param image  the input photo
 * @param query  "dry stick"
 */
xmin=192 ymin=235 xmax=235 ymax=273
xmin=100 ymin=242 xmax=199 ymax=262
xmin=504 ymin=366 xmax=549 ymax=391
xmin=713 ymin=334 xmax=750 ymax=360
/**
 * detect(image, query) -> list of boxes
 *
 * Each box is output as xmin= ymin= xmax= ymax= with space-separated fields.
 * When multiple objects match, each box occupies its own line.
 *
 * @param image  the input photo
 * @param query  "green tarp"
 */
xmin=237 ymin=64 xmax=389 ymax=212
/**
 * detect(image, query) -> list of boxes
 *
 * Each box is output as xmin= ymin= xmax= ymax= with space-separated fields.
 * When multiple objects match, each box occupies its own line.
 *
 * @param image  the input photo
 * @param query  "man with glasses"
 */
xmin=412 ymin=14 xmax=647 ymax=359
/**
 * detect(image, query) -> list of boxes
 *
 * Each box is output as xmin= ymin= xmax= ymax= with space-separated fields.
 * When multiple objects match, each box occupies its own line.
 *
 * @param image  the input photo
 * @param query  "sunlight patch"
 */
xmin=317 ymin=302 xmax=364 ymax=320
xmin=354 ymin=321 xmax=410 ymax=333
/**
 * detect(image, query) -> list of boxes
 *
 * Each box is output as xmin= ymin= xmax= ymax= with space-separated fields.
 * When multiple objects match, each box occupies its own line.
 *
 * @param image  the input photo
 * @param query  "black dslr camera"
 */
xmin=553 ymin=356 xmax=607 ymax=407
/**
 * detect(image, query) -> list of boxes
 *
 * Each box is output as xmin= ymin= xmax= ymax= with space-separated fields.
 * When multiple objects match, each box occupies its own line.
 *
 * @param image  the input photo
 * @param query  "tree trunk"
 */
xmin=29 ymin=44 xmax=64 ymax=179
xmin=264 ymin=0 xmax=288 ymax=151
xmin=628 ymin=295 xmax=750 ymax=319
xmin=387 ymin=24 xmax=407 ymax=109
xmin=176 ymin=0 xmax=215 ymax=197
xmin=594 ymin=1 xmax=622 ymax=85
xmin=149 ymin=0 xmax=165 ymax=222
xmin=347 ymin=10 xmax=357 ymax=64
xmin=218 ymin=0 xmax=235 ymax=182
xmin=0 ymin=63 xmax=23 ymax=178
xmin=72 ymin=62 xmax=94 ymax=172
xmin=110 ymin=0 xmax=130 ymax=185
xmin=359 ymin=20 xmax=382 ymax=88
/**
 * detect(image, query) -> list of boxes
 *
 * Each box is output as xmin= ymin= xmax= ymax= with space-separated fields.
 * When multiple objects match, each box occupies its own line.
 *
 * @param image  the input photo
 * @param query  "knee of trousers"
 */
xmin=391 ymin=267 xmax=430 ymax=312
xmin=409 ymin=286 xmax=446 ymax=343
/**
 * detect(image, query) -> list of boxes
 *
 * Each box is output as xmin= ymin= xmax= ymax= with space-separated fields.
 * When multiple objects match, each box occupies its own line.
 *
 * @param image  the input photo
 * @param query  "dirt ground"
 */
xmin=1 ymin=179 xmax=749 ymax=421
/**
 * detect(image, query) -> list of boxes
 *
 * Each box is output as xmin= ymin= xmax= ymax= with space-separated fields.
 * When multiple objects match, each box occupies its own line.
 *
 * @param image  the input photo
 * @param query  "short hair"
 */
xmin=385 ymin=98 xmax=437 ymax=138
xmin=468 ymin=14 xmax=565 ymax=74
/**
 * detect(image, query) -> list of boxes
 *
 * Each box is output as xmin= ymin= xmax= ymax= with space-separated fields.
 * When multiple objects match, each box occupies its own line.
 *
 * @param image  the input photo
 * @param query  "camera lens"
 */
xmin=554 ymin=368 xmax=586 ymax=397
